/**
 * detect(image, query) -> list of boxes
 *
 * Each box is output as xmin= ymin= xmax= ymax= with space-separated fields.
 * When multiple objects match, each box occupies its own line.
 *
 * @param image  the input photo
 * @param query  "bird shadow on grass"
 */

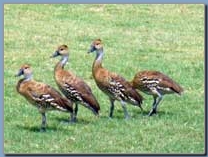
xmin=54 ymin=117 xmax=92 ymax=125
xmin=105 ymin=107 xmax=175 ymax=119
xmin=131 ymin=109 xmax=175 ymax=118
xmin=15 ymin=124 xmax=61 ymax=133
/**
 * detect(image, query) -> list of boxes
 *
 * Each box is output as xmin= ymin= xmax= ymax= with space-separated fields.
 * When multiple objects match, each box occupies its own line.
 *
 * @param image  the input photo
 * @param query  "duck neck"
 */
xmin=23 ymin=73 xmax=33 ymax=82
xmin=92 ymin=48 xmax=104 ymax=74
xmin=55 ymin=55 xmax=69 ymax=71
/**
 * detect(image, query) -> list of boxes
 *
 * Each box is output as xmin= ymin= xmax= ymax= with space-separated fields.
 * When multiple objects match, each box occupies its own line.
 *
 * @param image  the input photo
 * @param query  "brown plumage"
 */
xmin=51 ymin=45 xmax=100 ymax=122
xmin=15 ymin=64 xmax=73 ymax=132
xmin=131 ymin=70 xmax=184 ymax=116
xmin=88 ymin=39 xmax=143 ymax=119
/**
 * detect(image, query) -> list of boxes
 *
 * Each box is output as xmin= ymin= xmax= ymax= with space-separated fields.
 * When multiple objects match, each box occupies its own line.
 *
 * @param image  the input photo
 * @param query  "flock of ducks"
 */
xmin=15 ymin=39 xmax=184 ymax=132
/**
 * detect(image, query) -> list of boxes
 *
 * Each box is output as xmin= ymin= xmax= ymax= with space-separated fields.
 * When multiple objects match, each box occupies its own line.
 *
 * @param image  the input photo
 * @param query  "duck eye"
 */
xmin=60 ymin=48 xmax=64 ymax=51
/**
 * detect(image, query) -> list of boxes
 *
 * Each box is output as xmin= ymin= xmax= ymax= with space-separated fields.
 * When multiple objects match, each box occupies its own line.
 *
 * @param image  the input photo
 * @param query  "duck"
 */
xmin=131 ymin=70 xmax=184 ymax=116
xmin=16 ymin=64 xmax=74 ymax=132
xmin=87 ymin=39 xmax=143 ymax=119
xmin=51 ymin=44 xmax=100 ymax=122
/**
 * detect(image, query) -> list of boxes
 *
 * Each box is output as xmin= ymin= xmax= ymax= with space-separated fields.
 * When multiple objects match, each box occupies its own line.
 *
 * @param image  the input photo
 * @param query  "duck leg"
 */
xmin=148 ymin=90 xmax=163 ymax=116
xmin=40 ymin=112 xmax=46 ymax=132
xmin=109 ymin=98 xmax=115 ymax=118
xmin=69 ymin=112 xmax=75 ymax=123
xmin=72 ymin=103 xmax=78 ymax=122
xmin=120 ymin=101 xmax=130 ymax=119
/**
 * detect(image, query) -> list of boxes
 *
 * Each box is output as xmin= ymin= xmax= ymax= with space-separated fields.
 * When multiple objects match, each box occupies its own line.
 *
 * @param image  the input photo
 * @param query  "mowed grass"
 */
xmin=4 ymin=4 xmax=205 ymax=154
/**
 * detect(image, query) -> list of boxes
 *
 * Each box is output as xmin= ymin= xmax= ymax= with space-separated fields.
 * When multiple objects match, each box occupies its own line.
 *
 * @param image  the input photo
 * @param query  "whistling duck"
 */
xmin=131 ymin=71 xmax=184 ymax=116
xmin=51 ymin=45 xmax=100 ymax=121
xmin=16 ymin=64 xmax=74 ymax=132
xmin=88 ymin=39 xmax=143 ymax=119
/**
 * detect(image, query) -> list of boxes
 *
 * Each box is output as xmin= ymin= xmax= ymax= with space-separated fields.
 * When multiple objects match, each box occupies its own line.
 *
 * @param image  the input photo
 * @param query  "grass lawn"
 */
xmin=4 ymin=4 xmax=205 ymax=154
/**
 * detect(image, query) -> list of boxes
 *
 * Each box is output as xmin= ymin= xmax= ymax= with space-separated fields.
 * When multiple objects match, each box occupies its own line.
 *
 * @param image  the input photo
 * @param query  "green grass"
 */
xmin=4 ymin=4 xmax=205 ymax=154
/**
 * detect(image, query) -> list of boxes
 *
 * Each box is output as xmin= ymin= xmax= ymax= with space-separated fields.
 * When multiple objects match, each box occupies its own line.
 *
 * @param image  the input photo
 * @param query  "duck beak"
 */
xmin=50 ymin=51 xmax=60 ymax=58
xmin=88 ymin=45 xmax=96 ymax=53
xmin=15 ymin=69 xmax=23 ymax=77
